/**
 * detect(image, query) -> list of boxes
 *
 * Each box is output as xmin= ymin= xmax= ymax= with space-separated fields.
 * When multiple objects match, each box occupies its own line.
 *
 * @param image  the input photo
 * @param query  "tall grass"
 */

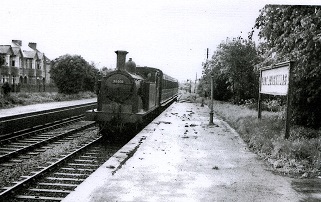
xmin=207 ymin=99 xmax=321 ymax=177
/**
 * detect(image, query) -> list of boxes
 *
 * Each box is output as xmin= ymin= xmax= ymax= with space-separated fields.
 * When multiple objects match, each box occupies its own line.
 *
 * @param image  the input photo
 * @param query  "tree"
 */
xmin=50 ymin=54 xmax=98 ymax=94
xmin=100 ymin=66 xmax=113 ymax=76
xmin=255 ymin=5 xmax=321 ymax=128
xmin=84 ymin=61 xmax=99 ymax=92
xmin=200 ymin=38 xmax=260 ymax=103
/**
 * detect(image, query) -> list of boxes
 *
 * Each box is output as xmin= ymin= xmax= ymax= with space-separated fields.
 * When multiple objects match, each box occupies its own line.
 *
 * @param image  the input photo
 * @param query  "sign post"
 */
xmin=258 ymin=61 xmax=293 ymax=139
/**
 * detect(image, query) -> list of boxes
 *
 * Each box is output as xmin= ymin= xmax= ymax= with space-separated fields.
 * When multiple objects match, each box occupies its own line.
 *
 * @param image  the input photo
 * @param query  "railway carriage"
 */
xmin=86 ymin=50 xmax=178 ymax=137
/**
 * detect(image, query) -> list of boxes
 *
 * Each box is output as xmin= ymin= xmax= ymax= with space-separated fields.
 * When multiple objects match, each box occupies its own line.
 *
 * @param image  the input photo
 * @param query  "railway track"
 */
xmin=0 ymin=118 xmax=128 ymax=201
xmin=0 ymin=102 xmax=96 ymax=138
xmin=0 ymin=114 xmax=84 ymax=144
xmin=0 ymin=116 xmax=95 ymax=163
xmin=0 ymin=101 xmax=150 ymax=201
xmin=0 ymin=135 xmax=99 ymax=200
xmin=0 ymin=134 xmax=121 ymax=201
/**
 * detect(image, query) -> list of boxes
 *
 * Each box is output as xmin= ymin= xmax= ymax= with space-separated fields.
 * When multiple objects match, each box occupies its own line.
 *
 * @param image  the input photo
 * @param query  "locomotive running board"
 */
xmin=160 ymin=95 xmax=178 ymax=107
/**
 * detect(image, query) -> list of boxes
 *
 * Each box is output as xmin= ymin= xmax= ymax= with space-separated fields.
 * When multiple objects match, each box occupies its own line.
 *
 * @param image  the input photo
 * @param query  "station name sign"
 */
xmin=258 ymin=61 xmax=293 ymax=139
xmin=260 ymin=63 xmax=290 ymax=96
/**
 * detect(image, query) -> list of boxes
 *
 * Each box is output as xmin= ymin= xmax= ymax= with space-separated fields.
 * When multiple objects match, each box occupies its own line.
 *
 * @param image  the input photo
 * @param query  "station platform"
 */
xmin=0 ymin=98 xmax=96 ymax=118
xmin=62 ymin=102 xmax=303 ymax=202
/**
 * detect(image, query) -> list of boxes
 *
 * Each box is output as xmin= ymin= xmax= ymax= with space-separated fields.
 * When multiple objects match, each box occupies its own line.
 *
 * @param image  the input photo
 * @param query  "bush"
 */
xmin=2 ymin=82 xmax=11 ymax=96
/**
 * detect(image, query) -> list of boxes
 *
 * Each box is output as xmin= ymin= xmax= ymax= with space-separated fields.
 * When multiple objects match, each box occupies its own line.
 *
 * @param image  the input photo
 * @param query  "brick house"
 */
xmin=0 ymin=40 xmax=53 ymax=92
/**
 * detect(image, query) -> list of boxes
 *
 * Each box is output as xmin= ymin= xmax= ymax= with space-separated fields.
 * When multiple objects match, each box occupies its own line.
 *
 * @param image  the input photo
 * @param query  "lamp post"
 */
xmin=209 ymin=72 xmax=214 ymax=125
xmin=204 ymin=48 xmax=214 ymax=125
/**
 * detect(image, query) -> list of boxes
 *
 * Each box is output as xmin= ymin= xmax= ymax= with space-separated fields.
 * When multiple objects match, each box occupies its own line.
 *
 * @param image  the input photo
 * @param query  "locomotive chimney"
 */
xmin=115 ymin=50 xmax=128 ymax=71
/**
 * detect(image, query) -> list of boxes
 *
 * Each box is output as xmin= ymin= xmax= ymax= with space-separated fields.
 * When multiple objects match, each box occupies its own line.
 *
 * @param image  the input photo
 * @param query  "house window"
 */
xmin=2 ymin=76 xmax=9 ymax=83
xmin=0 ymin=56 xmax=5 ymax=65
xmin=11 ymin=60 xmax=15 ymax=67
xmin=27 ymin=60 xmax=32 ymax=69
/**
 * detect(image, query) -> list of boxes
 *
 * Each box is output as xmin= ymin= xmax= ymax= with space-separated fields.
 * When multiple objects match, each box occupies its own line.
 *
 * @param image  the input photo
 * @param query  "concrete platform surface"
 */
xmin=0 ymin=98 xmax=96 ymax=118
xmin=63 ymin=102 xmax=303 ymax=202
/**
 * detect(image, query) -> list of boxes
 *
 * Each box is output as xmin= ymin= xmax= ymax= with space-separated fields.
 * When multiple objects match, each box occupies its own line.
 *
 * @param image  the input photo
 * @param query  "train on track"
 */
xmin=86 ymin=50 xmax=178 ymax=137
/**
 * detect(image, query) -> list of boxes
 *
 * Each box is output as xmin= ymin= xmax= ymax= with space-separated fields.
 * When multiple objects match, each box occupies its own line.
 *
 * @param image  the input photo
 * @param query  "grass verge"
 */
xmin=211 ymin=100 xmax=321 ymax=178
xmin=0 ymin=91 xmax=96 ymax=109
xmin=179 ymin=90 xmax=321 ymax=178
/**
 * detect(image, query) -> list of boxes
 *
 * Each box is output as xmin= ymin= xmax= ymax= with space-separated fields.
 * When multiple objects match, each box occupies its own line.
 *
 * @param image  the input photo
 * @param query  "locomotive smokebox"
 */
xmin=115 ymin=50 xmax=128 ymax=71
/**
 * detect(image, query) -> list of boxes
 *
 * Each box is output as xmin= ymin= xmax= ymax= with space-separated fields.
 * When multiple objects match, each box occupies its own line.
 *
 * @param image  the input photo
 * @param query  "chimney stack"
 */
xmin=28 ymin=42 xmax=37 ymax=50
xmin=12 ymin=40 xmax=22 ymax=46
xmin=115 ymin=50 xmax=128 ymax=71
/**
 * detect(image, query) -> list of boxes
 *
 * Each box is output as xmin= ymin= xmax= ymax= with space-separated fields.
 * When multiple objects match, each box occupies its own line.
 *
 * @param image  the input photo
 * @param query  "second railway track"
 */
xmin=0 ymin=102 xmax=96 ymax=138
xmin=0 ymin=133 xmax=125 ymax=201
xmin=0 ymin=118 xmax=96 ymax=163
xmin=0 ymin=130 xmax=126 ymax=201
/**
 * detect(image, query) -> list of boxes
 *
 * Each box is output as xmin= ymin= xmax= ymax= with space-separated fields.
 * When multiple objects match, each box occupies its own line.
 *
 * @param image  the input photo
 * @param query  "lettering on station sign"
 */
xmin=261 ymin=74 xmax=288 ymax=86
xmin=260 ymin=65 xmax=290 ymax=96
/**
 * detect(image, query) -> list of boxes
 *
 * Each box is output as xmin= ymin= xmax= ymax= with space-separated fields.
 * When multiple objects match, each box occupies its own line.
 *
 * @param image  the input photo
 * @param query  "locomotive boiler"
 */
xmin=86 ymin=50 xmax=178 ymax=138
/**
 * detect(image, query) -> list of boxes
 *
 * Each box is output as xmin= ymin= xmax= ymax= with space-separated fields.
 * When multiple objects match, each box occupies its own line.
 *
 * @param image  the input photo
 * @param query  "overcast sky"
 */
xmin=1 ymin=0 xmax=320 ymax=82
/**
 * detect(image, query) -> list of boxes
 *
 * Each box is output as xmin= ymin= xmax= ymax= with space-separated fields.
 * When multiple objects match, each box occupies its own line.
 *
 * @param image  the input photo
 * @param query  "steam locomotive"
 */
xmin=86 ymin=50 xmax=178 ymax=138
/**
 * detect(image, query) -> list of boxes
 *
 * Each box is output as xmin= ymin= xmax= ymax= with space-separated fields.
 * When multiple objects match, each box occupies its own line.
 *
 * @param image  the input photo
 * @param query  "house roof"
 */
xmin=2 ymin=40 xmax=51 ymax=61
xmin=23 ymin=50 xmax=39 ymax=59
xmin=12 ymin=47 xmax=23 ymax=57
xmin=37 ymin=52 xmax=44 ymax=60
xmin=36 ymin=51 xmax=51 ymax=62
xmin=0 ymin=45 xmax=14 ymax=55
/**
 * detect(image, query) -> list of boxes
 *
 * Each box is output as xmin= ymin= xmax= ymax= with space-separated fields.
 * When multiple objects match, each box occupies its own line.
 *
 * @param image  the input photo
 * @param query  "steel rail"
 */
xmin=0 ymin=120 xmax=96 ymax=163
xmin=0 ymin=115 xmax=84 ymax=144
xmin=0 ymin=135 xmax=102 ymax=200
xmin=0 ymin=102 xmax=97 ymax=137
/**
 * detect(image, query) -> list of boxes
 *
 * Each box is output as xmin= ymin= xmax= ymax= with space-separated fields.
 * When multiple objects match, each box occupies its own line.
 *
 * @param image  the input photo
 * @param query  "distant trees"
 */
xmin=50 ymin=55 xmax=99 ymax=94
xmin=199 ymin=5 xmax=321 ymax=128
xmin=254 ymin=5 xmax=321 ymax=128
xmin=200 ymin=38 xmax=260 ymax=104
xmin=100 ymin=67 xmax=113 ymax=76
